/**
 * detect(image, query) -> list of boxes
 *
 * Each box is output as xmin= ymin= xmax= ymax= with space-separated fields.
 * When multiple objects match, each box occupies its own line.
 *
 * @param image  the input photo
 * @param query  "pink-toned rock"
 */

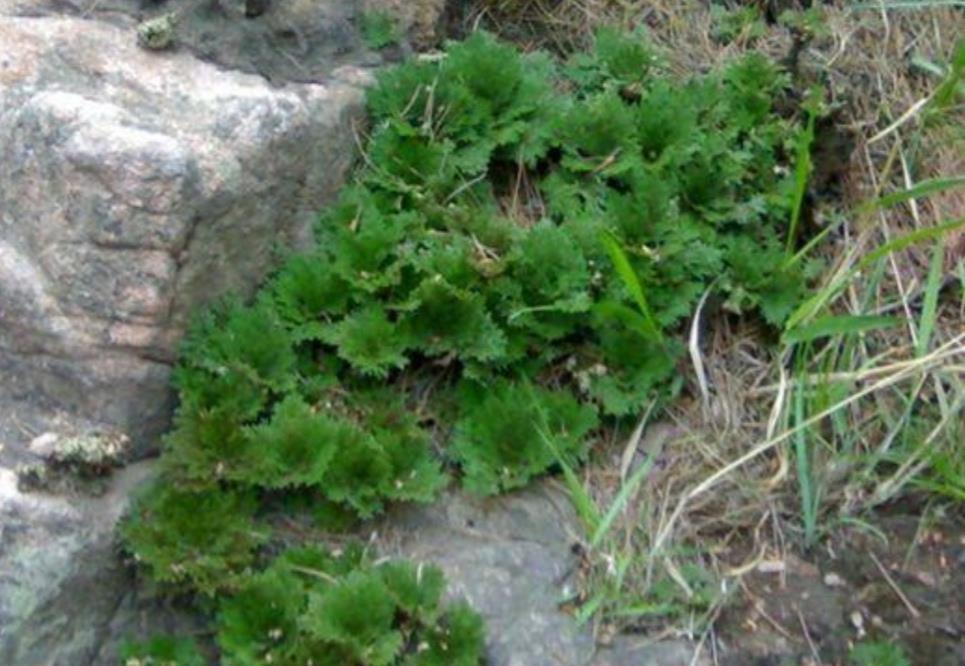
xmin=0 ymin=14 xmax=369 ymax=450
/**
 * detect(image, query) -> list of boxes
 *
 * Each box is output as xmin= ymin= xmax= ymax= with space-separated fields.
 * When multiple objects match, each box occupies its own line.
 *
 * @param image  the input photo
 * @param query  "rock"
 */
xmin=593 ymin=638 xmax=707 ymax=666
xmin=379 ymin=481 xmax=700 ymax=666
xmin=380 ymin=482 xmax=597 ymax=665
xmin=0 ymin=462 xmax=166 ymax=665
xmin=0 ymin=1 xmax=449 ymax=84
xmin=0 ymin=13 xmax=369 ymax=453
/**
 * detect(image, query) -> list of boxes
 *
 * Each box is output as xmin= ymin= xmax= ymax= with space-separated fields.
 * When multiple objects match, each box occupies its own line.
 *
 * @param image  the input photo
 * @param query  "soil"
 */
xmin=717 ymin=509 xmax=965 ymax=665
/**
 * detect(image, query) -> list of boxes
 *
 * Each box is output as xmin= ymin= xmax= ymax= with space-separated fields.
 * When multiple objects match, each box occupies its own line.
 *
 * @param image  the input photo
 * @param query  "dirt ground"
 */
xmin=716 ymin=510 xmax=965 ymax=665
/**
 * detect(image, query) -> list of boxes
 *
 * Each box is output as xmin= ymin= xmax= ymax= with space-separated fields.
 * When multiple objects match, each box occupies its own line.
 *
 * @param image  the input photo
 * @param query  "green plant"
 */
xmin=216 ymin=545 xmax=485 ymax=665
xmin=360 ymin=10 xmax=399 ymax=50
xmin=119 ymin=635 xmax=205 ymax=666
xmin=121 ymin=485 xmax=263 ymax=594
xmin=710 ymin=4 xmax=766 ymax=43
xmin=124 ymin=26 xmax=816 ymax=629
xmin=849 ymin=640 xmax=911 ymax=666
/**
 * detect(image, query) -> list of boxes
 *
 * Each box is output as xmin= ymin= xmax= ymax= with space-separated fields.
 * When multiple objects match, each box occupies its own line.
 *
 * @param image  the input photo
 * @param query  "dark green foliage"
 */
xmin=123 ymin=28 xmax=815 ymax=631
xmin=121 ymin=485 xmax=262 ymax=594
xmin=452 ymin=380 xmax=599 ymax=495
xmin=120 ymin=636 xmax=207 ymax=666
xmin=849 ymin=641 xmax=911 ymax=666
xmin=239 ymin=395 xmax=338 ymax=488
xmin=360 ymin=10 xmax=399 ymax=50
xmin=216 ymin=546 xmax=485 ymax=666
xmin=119 ymin=635 xmax=205 ymax=666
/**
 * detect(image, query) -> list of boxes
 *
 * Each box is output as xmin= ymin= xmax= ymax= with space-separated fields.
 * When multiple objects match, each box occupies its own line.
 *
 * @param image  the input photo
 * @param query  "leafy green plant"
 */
xmin=121 ymin=484 xmax=263 ymax=594
xmin=124 ymin=28 xmax=815 ymax=618
xmin=849 ymin=640 xmax=911 ymax=666
xmin=452 ymin=380 xmax=598 ymax=494
xmin=216 ymin=545 xmax=485 ymax=665
xmin=710 ymin=4 xmax=766 ymax=43
xmin=360 ymin=10 xmax=399 ymax=50
xmin=120 ymin=635 xmax=205 ymax=666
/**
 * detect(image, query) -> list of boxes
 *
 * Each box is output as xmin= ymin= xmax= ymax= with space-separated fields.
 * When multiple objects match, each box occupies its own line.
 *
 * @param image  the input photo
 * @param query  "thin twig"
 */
xmin=868 ymin=551 xmax=921 ymax=619
xmin=796 ymin=605 xmax=822 ymax=664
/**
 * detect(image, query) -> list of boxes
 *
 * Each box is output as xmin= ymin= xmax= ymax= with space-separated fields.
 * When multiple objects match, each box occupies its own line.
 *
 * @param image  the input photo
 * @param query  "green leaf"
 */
xmin=324 ymin=305 xmax=410 ymax=378
xmin=306 ymin=571 xmax=402 ymax=665
xmin=916 ymin=238 xmax=946 ymax=357
xmin=783 ymin=314 xmax=901 ymax=345
xmin=864 ymin=175 xmax=965 ymax=211
xmin=452 ymin=380 xmax=598 ymax=495
xmin=599 ymin=231 xmax=663 ymax=343
xmin=241 ymin=396 xmax=338 ymax=488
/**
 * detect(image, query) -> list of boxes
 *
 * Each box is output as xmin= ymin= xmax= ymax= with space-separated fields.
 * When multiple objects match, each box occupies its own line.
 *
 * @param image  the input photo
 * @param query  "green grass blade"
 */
xmin=575 ymin=591 xmax=607 ymax=626
xmin=589 ymin=451 xmax=656 ymax=550
xmin=792 ymin=376 xmax=817 ymax=547
xmin=849 ymin=1 xmax=965 ymax=10
xmin=786 ymin=217 xmax=965 ymax=330
xmin=786 ymin=101 xmax=817 ymax=256
xmin=864 ymin=176 xmax=965 ymax=212
xmin=929 ymin=38 xmax=965 ymax=112
xmin=600 ymin=231 xmax=664 ymax=343
xmin=858 ymin=217 xmax=965 ymax=270
xmin=784 ymin=213 xmax=847 ymax=269
xmin=916 ymin=238 xmax=946 ymax=357
xmin=539 ymin=429 xmax=601 ymax=535
xmin=784 ymin=314 xmax=901 ymax=345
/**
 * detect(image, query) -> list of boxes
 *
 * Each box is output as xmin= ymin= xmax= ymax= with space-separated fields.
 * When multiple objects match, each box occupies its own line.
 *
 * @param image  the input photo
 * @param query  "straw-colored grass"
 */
xmin=453 ymin=0 xmax=965 ymax=648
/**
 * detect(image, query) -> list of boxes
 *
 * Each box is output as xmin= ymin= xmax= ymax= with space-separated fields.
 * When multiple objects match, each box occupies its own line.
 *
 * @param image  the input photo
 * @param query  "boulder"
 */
xmin=382 ymin=482 xmax=704 ymax=666
xmin=0 ymin=4 xmax=374 ymax=663
xmin=0 ymin=462 xmax=165 ymax=665
xmin=0 ymin=13 xmax=370 ymax=453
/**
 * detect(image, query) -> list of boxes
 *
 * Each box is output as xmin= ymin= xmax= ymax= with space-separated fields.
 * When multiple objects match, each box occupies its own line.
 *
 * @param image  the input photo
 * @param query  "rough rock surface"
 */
xmin=0 ymin=0 xmax=448 ymax=83
xmin=0 ymin=3 xmax=378 ymax=663
xmin=0 ymin=462 xmax=171 ymax=665
xmin=381 ymin=482 xmax=703 ymax=666
xmin=0 ymin=13 xmax=369 ymax=453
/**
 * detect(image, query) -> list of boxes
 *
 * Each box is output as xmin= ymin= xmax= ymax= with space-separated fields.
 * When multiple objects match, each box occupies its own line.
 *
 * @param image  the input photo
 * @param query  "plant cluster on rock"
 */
xmin=121 ymin=28 xmax=815 ymax=662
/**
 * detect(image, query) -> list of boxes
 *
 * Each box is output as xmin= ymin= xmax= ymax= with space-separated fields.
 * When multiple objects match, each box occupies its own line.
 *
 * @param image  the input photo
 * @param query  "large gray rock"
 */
xmin=381 ymin=482 xmax=704 ymax=666
xmin=0 ymin=462 xmax=159 ymax=665
xmin=0 ymin=6 xmax=372 ymax=663
xmin=0 ymin=14 xmax=369 ymax=452
xmin=383 ymin=482 xmax=597 ymax=666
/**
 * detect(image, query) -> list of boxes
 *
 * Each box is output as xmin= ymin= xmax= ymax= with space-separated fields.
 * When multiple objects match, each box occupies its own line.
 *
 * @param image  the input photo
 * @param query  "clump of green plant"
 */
xmin=119 ymin=634 xmax=205 ymax=666
xmin=360 ymin=10 xmax=400 ymax=50
xmin=124 ymin=27 xmax=813 ymax=604
xmin=217 ymin=544 xmax=484 ymax=665
xmin=849 ymin=640 xmax=910 ymax=666
xmin=121 ymin=545 xmax=484 ymax=666
xmin=710 ymin=3 xmax=766 ymax=43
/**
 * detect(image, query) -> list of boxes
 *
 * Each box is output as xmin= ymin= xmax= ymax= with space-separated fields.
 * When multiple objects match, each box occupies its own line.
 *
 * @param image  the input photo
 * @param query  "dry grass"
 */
xmin=454 ymin=0 xmax=965 ymax=645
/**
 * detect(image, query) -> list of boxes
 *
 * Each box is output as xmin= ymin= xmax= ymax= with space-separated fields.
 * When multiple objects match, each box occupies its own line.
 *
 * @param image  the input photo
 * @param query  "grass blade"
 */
xmin=786 ymin=217 xmax=965 ymax=330
xmin=792 ymin=375 xmax=817 ymax=547
xmin=916 ymin=238 xmax=946 ymax=358
xmin=863 ymin=176 xmax=965 ymax=212
xmin=590 ymin=451 xmax=656 ymax=550
xmin=858 ymin=217 xmax=965 ymax=270
xmin=784 ymin=315 xmax=901 ymax=345
xmin=600 ymin=231 xmax=664 ymax=343
xmin=539 ymin=429 xmax=601 ymax=535
xmin=786 ymin=101 xmax=817 ymax=255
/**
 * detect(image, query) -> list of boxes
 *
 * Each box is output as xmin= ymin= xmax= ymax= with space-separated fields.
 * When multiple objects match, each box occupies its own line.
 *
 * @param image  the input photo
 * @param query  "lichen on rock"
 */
xmin=136 ymin=13 xmax=178 ymax=51
xmin=17 ymin=430 xmax=131 ymax=494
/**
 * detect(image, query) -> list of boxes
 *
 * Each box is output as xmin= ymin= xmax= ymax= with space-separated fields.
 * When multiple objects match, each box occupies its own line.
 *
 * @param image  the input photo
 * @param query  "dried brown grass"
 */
xmin=456 ymin=0 xmax=965 ymax=641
